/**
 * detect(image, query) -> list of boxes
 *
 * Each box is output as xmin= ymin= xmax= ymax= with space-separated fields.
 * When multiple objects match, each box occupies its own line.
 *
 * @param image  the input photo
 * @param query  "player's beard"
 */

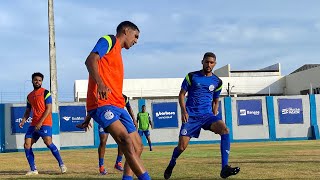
xmin=33 ymin=84 xmax=41 ymax=90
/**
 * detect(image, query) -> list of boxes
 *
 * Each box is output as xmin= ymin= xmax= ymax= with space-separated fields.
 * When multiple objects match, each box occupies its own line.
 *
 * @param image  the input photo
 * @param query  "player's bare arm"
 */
xmin=178 ymin=89 xmax=188 ymax=123
xmin=212 ymin=98 xmax=219 ymax=115
xmin=85 ymin=52 xmax=111 ymax=100
xmin=19 ymin=107 xmax=31 ymax=128
xmin=35 ymin=103 xmax=52 ymax=130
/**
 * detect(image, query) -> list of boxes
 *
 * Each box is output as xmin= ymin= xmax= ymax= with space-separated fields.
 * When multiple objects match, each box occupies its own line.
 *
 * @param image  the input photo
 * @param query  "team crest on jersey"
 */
xmin=209 ymin=84 xmax=215 ymax=91
xmin=104 ymin=110 xmax=114 ymax=120
xmin=181 ymin=129 xmax=187 ymax=136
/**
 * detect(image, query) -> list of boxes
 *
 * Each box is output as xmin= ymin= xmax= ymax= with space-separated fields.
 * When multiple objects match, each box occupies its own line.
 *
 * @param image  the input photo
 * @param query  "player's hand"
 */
xmin=19 ymin=121 xmax=25 ymax=128
xmin=181 ymin=111 xmax=189 ymax=123
xmin=97 ymin=83 xmax=111 ymax=100
xmin=213 ymin=110 xmax=219 ymax=116
xmin=76 ymin=122 xmax=92 ymax=131
xmin=35 ymin=122 xmax=42 ymax=131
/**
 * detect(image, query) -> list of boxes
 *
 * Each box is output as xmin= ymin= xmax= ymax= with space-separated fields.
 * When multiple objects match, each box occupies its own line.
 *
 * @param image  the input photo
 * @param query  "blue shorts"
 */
xmin=98 ymin=125 xmax=108 ymax=135
xmin=138 ymin=130 xmax=150 ymax=137
xmin=179 ymin=113 xmax=222 ymax=138
xmin=25 ymin=125 xmax=52 ymax=142
xmin=89 ymin=105 xmax=136 ymax=134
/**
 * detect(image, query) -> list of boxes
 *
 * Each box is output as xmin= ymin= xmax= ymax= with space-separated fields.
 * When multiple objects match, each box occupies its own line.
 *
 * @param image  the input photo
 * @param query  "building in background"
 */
xmin=74 ymin=63 xmax=320 ymax=101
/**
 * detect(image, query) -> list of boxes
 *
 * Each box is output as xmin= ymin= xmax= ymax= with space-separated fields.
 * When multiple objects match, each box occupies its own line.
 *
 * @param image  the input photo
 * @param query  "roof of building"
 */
xmin=290 ymin=64 xmax=320 ymax=75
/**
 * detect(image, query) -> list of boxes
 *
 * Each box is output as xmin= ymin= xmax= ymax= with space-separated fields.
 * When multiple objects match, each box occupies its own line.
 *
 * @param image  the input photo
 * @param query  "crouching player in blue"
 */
xmin=164 ymin=52 xmax=240 ymax=179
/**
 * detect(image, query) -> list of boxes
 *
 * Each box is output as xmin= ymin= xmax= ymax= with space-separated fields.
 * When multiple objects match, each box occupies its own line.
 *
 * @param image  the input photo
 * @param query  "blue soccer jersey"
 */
xmin=181 ymin=70 xmax=222 ymax=116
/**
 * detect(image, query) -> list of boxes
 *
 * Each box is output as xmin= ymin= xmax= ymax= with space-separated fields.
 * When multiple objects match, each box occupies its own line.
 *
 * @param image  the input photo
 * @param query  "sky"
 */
xmin=1 ymin=0 xmax=320 ymax=102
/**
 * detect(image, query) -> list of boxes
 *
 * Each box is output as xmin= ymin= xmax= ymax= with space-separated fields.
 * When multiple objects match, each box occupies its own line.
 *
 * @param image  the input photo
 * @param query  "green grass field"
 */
xmin=0 ymin=140 xmax=320 ymax=179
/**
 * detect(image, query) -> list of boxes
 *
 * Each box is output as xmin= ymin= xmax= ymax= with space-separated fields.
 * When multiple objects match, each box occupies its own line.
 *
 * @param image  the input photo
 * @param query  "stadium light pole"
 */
xmin=48 ymin=0 xmax=61 ymax=149
xmin=48 ymin=0 xmax=58 ymax=112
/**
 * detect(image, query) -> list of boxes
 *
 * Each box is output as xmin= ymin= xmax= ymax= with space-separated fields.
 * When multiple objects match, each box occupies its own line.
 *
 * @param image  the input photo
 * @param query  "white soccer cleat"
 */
xmin=60 ymin=164 xmax=67 ymax=173
xmin=25 ymin=170 xmax=39 ymax=175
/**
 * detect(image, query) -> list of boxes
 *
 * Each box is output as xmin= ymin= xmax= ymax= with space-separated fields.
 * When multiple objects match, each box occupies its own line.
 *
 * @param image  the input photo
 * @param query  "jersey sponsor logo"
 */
xmin=239 ymin=109 xmax=260 ymax=116
xmin=104 ymin=110 xmax=114 ymax=120
xmin=209 ymin=84 xmax=215 ymax=91
xmin=62 ymin=116 xmax=71 ymax=121
xmin=281 ymin=108 xmax=300 ymax=115
xmin=181 ymin=129 xmax=187 ymax=135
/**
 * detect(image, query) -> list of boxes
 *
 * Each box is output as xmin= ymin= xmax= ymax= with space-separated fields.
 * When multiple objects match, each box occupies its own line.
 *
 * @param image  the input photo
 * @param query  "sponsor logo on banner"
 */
xmin=155 ymin=111 xmax=176 ymax=119
xmin=62 ymin=116 xmax=71 ymax=121
xmin=239 ymin=109 xmax=260 ymax=116
xmin=281 ymin=108 xmax=300 ymax=115
xmin=15 ymin=117 xmax=32 ymax=123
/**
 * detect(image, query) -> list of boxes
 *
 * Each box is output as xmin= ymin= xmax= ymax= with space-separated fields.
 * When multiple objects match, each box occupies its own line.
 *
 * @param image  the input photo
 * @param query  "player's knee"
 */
xmin=219 ymin=127 xmax=229 ymax=135
xmin=177 ymin=144 xmax=187 ymax=152
xmin=24 ymin=142 xmax=31 ymax=149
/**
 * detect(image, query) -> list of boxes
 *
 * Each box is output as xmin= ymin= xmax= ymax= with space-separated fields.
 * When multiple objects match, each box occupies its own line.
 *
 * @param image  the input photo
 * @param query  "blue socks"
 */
xmin=116 ymin=155 xmax=122 ymax=163
xmin=122 ymin=175 xmax=133 ymax=180
xmin=99 ymin=158 xmax=104 ymax=167
xmin=220 ymin=134 xmax=230 ymax=168
xmin=47 ymin=143 xmax=64 ymax=166
xmin=169 ymin=147 xmax=181 ymax=166
xmin=138 ymin=172 xmax=151 ymax=180
xmin=25 ymin=148 xmax=36 ymax=171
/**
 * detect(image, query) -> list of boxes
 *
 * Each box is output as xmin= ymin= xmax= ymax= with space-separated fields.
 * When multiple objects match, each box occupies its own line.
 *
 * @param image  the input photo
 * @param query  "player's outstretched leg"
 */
xmin=164 ymin=147 xmax=181 ymax=179
xmin=219 ymin=134 xmax=240 ymax=178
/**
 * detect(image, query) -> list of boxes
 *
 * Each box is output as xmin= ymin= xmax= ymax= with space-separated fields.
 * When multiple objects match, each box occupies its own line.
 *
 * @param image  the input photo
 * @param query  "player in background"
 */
xmin=85 ymin=21 xmax=150 ymax=180
xmin=164 ymin=52 xmax=240 ymax=179
xmin=77 ymin=94 xmax=138 ymax=175
xmin=137 ymin=105 xmax=153 ymax=151
xmin=19 ymin=72 xmax=67 ymax=175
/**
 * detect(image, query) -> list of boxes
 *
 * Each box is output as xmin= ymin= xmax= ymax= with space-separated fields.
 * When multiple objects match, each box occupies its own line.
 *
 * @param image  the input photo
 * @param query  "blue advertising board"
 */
xmin=152 ymin=102 xmax=178 ymax=128
xmin=59 ymin=106 xmax=86 ymax=132
xmin=237 ymin=99 xmax=263 ymax=125
xmin=278 ymin=98 xmax=303 ymax=124
xmin=11 ymin=106 xmax=32 ymax=134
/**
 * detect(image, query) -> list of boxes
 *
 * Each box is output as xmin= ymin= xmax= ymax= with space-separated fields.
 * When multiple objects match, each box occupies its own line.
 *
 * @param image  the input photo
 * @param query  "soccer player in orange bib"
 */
xmin=85 ymin=21 xmax=150 ymax=180
xmin=19 ymin=72 xmax=67 ymax=175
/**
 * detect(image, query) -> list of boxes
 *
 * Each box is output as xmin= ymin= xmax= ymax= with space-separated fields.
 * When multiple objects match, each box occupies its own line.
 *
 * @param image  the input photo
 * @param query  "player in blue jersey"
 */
xmin=77 ymin=94 xmax=138 ymax=175
xmin=164 ymin=52 xmax=240 ymax=179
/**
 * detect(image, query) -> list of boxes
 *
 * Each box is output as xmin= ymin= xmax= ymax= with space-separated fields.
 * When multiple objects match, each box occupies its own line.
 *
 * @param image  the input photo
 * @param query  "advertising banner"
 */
xmin=237 ymin=99 xmax=263 ymax=125
xmin=60 ymin=106 xmax=86 ymax=132
xmin=152 ymin=102 xmax=178 ymax=128
xmin=278 ymin=99 xmax=303 ymax=124
xmin=11 ymin=107 xmax=32 ymax=134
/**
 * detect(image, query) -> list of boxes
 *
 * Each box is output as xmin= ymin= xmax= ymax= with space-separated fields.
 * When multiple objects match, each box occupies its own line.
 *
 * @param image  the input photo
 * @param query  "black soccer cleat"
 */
xmin=220 ymin=165 xmax=240 ymax=179
xmin=164 ymin=164 xmax=175 ymax=179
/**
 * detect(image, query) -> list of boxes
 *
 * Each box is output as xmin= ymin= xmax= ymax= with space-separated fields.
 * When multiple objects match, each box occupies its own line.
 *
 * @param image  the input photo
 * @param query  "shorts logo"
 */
xmin=104 ymin=110 xmax=114 ymax=120
xmin=44 ymin=130 xmax=47 ymax=134
xmin=99 ymin=127 xmax=104 ymax=132
xmin=209 ymin=84 xmax=215 ymax=91
xmin=181 ymin=129 xmax=187 ymax=136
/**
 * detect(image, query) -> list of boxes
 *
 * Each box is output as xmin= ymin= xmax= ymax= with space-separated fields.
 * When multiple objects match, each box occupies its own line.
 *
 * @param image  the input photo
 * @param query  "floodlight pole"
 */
xmin=48 ymin=0 xmax=61 ymax=149
xmin=48 ymin=0 xmax=58 ymax=112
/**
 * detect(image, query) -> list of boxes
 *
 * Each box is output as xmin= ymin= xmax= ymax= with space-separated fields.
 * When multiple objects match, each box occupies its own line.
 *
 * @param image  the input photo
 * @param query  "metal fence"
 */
xmin=0 ymin=92 xmax=74 ymax=103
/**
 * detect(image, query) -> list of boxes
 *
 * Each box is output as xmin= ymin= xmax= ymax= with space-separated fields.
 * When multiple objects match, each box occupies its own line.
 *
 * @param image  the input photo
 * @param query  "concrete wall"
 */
xmin=1 ymin=95 xmax=319 ymax=153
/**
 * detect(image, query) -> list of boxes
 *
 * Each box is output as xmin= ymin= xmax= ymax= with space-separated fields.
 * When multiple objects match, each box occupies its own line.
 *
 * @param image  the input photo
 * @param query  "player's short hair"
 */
xmin=32 ymin=72 xmax=44 ymax=80
xmin=203 ymin=52 xmax=216 ymax=60
xmin=142 ymin=105 xmax=146 ymax=108
xmin=116 ymin=21 xmax=140 ymax=34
